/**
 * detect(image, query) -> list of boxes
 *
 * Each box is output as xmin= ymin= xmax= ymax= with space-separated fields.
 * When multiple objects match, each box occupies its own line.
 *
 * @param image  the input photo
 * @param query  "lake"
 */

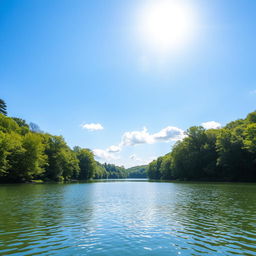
xmin=0 ymin=180 xmax=255 ymax=255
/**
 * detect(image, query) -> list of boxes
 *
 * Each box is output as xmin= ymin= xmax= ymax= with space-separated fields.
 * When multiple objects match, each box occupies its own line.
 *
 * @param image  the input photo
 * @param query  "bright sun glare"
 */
xmin=137 ymin=0 xmax=196 ymax=53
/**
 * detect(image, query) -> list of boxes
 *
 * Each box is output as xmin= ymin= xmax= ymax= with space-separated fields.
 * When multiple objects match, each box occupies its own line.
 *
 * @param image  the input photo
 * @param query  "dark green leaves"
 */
xmin=0 ymin=99 xmax=7 ymax=116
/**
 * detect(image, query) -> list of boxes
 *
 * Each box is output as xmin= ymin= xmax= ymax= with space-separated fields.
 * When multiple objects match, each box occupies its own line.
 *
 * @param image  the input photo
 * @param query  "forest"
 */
xmin=0 ymin=99 xmax=145 ymax=183
xmin=148 ymin=111 xmax=256 ymax=181
xmin=1 ymin=98 xmax=255 ymax=183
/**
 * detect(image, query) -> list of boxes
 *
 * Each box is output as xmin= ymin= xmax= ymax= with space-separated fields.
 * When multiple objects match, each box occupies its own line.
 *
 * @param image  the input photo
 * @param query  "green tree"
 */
xmin=243 ymin=123 xmax=256 ymax=153
xmin=0 ymin=114 xmax=20 ymax=134
xmin=103 ymin=163 xmax=127 ymax=178
xmin=41 ymin=136 xmax=80 ymax=182
xmin=12 ymin=118 xmax=29 ymax=128
xmin=246 ymin=111 xmax=256 ymax=123
xmin=0 ymin=99 xmax=7 ymax=116
xmin=216 ymin=129 xmax=244 ymax=180
xmin=12 ymin=117 xmax=30 ymax=135
xmin=1 ymin=132 xmax=25 ymax=182
xmin=10 ymin=133 xmax=47 ymax=181
xmin=126 ymin=165 xmax=147 ymax=178
xmin=44 ymin=135 xmax=74 ymax=181
xmin=147 ymin=159 xmax=161 ymax=179
xmin=0 ymin=131 xmax=12 ymax=178
xmin=159 ymin=154 xmax=173 ymax=180
xmin=94 ymin=162 xmax=108 ymax=179
xmin=75 ymin=148 xmax=96 ymax=180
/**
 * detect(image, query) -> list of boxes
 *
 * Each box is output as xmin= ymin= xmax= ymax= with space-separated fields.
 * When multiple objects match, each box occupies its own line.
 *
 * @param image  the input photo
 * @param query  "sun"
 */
xmin=137 ymin=0 xmax=195 ymax=53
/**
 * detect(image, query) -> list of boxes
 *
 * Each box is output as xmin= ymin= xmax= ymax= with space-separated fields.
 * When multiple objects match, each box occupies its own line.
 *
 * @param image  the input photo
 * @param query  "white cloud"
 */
xmin=201 ymin=121 xmax=221 ymax=130
xmin=81 ymin=123 xmax=104 ymax=131
xmin=93 ymin=149 xmax=118 ymax=161
xmin=152 ymin=126 xmax=185 ymax=142
xmin=120 ymin=126 xmax=185 ymax=146
xmin=121 ymin=127 xmax=154 ymax=146
xmin=92 ymin=125 xmax=184 ymax=165
xmin=107 ymin=145 xmax=121 ymax=153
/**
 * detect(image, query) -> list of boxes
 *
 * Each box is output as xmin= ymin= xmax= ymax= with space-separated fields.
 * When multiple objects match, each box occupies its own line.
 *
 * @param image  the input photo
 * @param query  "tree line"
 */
xmin=5 ymin=99 xmax=254 ymax=183
xmin=0 ymin=99 xmax=144 ymax=183
xmin=148 ymin=111 xmax=256 ymax=182
xmin=126 ymin=165 xmax=147 ymax=178
xmin=93 ymin=163 xmax=147 ymax=179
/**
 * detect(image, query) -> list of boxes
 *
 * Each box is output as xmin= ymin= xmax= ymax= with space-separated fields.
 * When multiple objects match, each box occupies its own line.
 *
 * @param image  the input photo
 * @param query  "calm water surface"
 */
xmin=0 ymin=181 xmax=256 ymax=256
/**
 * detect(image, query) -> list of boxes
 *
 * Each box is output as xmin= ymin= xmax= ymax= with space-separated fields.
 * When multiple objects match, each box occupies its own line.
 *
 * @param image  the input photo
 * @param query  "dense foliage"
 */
xmin=3 ymin=98 xmax=255 ymax=183
xmin=0 ymin=113 xmax=94 ymax=182
xmin=148 ymin=111 xmax=256 ymax=182
xmin=93 ymin=164 xmax=148 ymax=179
xmin=126 ymin=165 xmax=147 ymax=178
xmin=102 ymin=163 xmax=127 ymax=178
xmin=0 ymin=99 xmax=145 ymax=182
xmin=0 ymin=112 xmax=133 ymax=183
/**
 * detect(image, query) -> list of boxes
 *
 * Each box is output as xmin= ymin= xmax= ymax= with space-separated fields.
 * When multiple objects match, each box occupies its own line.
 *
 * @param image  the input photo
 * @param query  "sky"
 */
xmin=0 ymin=0 xmax=256 ymax=167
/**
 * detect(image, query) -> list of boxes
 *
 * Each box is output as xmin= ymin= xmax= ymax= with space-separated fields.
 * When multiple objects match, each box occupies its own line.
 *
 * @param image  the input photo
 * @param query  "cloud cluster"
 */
xmin=93 ymin=126 xmax=185 ymax=162
xmin=93 ymin=149 xmax=118 ymax=161
xmin=107 ymin=145 xmax=121 ymax=153
xmin=121 ymin=126 xmax=185 ymax=146
xmin=121 ymin=127 xmax=153 ymax=146
xmin=201 ymin=121 xmax=221 ymax=130
xmin=81 ymin=123 xmax=104 ymax=131
xmin=92 ymin=121 xmax=222 ymax=165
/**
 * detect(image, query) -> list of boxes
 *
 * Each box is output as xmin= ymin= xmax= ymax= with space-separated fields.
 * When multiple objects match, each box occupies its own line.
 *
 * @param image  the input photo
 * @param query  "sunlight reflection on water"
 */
xmin=0 ymin=181 xmax=256 ymax=255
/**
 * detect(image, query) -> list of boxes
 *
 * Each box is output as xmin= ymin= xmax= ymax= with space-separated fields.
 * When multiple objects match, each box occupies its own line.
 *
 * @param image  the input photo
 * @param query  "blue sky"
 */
xmin=1 ymin=0 xmax=256 ymax=167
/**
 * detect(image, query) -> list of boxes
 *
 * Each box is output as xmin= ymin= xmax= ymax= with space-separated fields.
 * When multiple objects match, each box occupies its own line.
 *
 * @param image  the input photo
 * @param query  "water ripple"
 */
xmin=0 ymin=182 xmax=256 ymax=255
